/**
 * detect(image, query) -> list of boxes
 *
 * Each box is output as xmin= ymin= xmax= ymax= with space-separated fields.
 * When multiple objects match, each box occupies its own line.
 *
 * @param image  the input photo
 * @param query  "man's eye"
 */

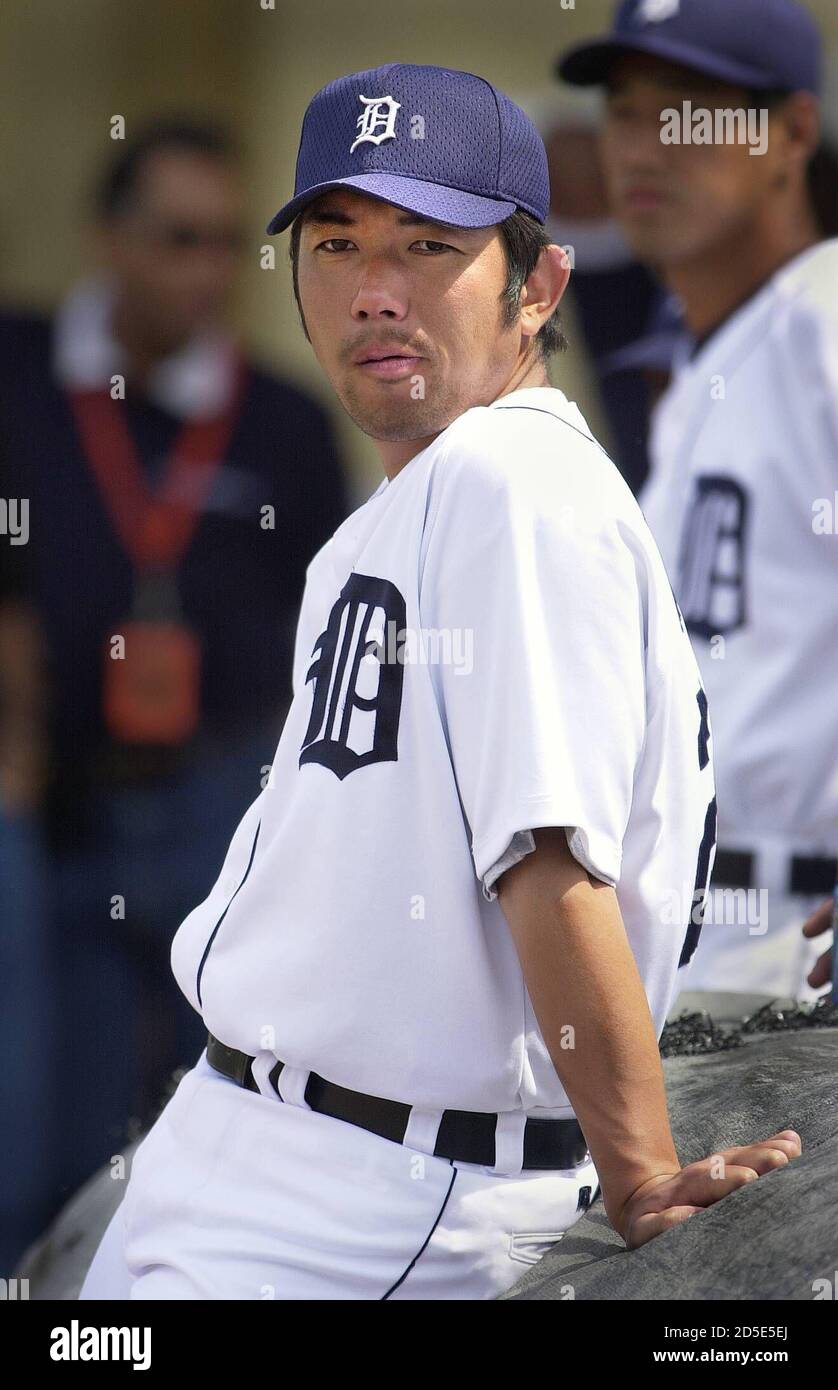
xmin=317 ymin=238 xmax=355 ymax=252
xmin=411 ymin=239 xmax=454 ymax=254
xmin=605 ymin=92 xmax=640 ymax=118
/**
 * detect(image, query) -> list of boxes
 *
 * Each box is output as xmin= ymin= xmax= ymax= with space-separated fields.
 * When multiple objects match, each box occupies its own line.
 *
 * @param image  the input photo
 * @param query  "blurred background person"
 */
xmin=539 ymin=44 xmax=838 ymax=499
xmin=533 ymin=86 xmax=663 ymax=495
xmin=0 ymin=118 xmax=350 ymax=1236
xmin=0 ymin=447 xmax=53 ymax=1275
xmin=558 ymin=0 xmax=838 ymax=999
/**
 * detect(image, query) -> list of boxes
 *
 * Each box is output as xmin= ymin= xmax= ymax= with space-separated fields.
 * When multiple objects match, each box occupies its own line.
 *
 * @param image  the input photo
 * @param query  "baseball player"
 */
xmin=559 ymin=0 xmax=838 ymax=1000
xmin=79 ymin=63 xmax=800 ymax=1302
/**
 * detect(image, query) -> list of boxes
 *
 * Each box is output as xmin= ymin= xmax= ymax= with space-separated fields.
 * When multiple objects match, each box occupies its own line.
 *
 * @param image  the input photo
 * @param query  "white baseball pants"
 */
xmin=79 ymin=1049 xmax=599 ymax=1300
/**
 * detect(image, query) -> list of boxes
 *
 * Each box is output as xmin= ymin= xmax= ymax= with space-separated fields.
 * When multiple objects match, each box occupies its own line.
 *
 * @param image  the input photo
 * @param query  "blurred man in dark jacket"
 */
xmin=0 ymin=119 xmax=351 ymax=1226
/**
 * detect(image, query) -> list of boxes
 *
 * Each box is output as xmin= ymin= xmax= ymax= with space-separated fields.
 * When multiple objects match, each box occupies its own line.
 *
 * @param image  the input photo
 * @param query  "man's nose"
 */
xmin=609 ymin=115 xmax=670 ymax=170
xmin=350 ymin=260 xmax=409 ymax=320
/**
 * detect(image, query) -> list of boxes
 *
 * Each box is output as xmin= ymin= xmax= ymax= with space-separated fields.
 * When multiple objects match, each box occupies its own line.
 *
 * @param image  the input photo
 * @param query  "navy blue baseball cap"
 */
xmin=557 ymin=0 xmax=821 ymax=95
xmin=266 ymin=63 xmax=550 ymax=234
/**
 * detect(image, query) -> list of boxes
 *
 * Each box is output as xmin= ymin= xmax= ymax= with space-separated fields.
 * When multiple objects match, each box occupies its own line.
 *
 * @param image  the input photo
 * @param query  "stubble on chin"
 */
xmin=340 ymin=377 xmax=459 ymax=442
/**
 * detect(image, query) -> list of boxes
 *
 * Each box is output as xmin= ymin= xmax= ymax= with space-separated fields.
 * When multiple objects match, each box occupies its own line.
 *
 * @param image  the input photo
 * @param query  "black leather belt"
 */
xmin=712 ymin=849 xmax=837 ymax=897
xmin=205 ymin=1033 xmax=590 ymax=1171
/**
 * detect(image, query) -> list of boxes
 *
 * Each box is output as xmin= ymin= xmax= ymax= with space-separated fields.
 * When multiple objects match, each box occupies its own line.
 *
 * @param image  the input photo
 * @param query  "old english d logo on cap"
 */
xmin=350 ymin=94 xmax=402 ymax=153
xmin=636 ymin=0 xmax=680 ymax=22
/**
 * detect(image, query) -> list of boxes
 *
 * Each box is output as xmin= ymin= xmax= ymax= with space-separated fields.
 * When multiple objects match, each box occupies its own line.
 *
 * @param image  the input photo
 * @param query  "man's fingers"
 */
xmin=716 ymin=1130 xmax=801 ymax=1165
xmin=667 ymin=1142 xmax=795 ymax=1203
xmin=627 ymin=1205 xmax=702 ymax=1250
xmin=808 ymin=947 xmax=833 ymax=988
xmin=674 ymin=1136 xmax=800 ymax=1204
xmin=800 ymin=896 xmax=833 ymax=987
xmin=674 ymin=1161 xmax=761 ymax=1207
xmin=622 ymin=1133 xmax=803 ymax=1248
xmin=625 ymin=1164 xmax=765 ymax=1246
xmin=620 ymin=1132 xmax=803 ymax=1248
xmin=731 ymin=1145 xmax=795 ymax=1174
xmin=802 ymin=898 xmax=834 ymax=938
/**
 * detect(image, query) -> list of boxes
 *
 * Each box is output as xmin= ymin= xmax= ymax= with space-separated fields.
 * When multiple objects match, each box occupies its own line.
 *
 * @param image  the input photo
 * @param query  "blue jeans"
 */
xmin=0 ymin=804 xmax=56 ymax=1272
xmin=48 ymin=722 xmax=279 ymax=1213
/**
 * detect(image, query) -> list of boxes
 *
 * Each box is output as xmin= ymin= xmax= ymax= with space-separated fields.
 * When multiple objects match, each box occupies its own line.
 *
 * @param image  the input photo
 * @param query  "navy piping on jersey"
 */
xmin=196 ymin=819 xmax=262 ymax=1007
xmin=490 ymin=403 xmax=612 ymax=461
xmin=380 ymin=1162 xmax=458 ymax=1299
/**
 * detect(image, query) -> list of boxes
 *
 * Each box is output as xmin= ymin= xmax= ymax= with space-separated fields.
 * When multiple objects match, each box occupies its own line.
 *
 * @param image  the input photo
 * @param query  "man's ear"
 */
xmin=776 ymin=90 xmax=820 ymax=173
xmin=519 ymin=244 xmax=571 ymax=342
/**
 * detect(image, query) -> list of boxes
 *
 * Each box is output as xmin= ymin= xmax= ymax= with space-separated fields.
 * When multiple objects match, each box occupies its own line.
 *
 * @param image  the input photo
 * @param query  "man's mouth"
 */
xmin=353 ymin=348 xmax=425 ymax=379
xmin=621 ymin=184 xmax=669 ymax=211
xmin=354 ymin=353 xmax=422 ymax=380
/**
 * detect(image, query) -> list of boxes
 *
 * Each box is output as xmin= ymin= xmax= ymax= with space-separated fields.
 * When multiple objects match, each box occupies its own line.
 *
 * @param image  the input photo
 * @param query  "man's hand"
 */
xmin=496 ymin=827 xmax=805 ymax=1251
xmin=802 ymin=898 xmax=835 ymax=991
xmin=614 ymin=1130 xmax=802 ymax=1249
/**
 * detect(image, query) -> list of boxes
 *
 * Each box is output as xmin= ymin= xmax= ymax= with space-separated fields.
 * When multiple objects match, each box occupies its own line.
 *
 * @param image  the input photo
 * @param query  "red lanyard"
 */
xmin=67 ymin=355 xmax=246 ymax=572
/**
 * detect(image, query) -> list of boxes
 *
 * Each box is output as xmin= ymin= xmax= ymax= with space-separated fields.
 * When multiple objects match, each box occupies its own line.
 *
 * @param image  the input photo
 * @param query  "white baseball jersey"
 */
xmin=640 ymin=239 xmax=838 ymax=852
xmin=171 ymin=384 xmax=716 ymax=1115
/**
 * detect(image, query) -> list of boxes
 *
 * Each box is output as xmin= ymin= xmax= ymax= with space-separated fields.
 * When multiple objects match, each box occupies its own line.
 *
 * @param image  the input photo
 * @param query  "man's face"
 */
xmin=601 ymin=54 xmax=784 ymax=266
xmin=99 ymin=149 xmax=245 ymax=348
xmin=295 ymin=189 xmax=523 ymax=442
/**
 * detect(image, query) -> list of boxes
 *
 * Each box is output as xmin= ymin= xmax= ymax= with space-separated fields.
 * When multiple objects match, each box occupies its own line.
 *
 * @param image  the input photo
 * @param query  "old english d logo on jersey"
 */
xmin=300 ymin=572 xmax=407 ymax=780
xmin=349 ymin=94 xmax=402 ymax=153
xmin=677 ymin=475 xmax=749 ymax=640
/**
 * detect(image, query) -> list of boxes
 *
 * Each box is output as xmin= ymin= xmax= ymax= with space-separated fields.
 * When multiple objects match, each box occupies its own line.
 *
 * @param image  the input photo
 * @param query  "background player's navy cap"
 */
xmin=557 ymin=0 xmax=821 ymax=95
xmin=266 ymin=63 xmax=550 ymax=234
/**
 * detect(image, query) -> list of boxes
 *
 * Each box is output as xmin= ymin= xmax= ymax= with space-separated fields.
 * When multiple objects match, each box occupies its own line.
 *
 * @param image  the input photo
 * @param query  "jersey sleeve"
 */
xmin=419 ymin=425 xmax=648 ymax=901
xmin=771 ymin=256 xmax=838 ymax=504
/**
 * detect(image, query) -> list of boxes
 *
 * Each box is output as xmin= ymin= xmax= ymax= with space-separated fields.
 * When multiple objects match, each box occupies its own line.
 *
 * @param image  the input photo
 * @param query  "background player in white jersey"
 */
xmin=559 ymin=0 xmax=838 ymax=1000
xmin=80 ymin=63 xmax=800 ymax=1301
